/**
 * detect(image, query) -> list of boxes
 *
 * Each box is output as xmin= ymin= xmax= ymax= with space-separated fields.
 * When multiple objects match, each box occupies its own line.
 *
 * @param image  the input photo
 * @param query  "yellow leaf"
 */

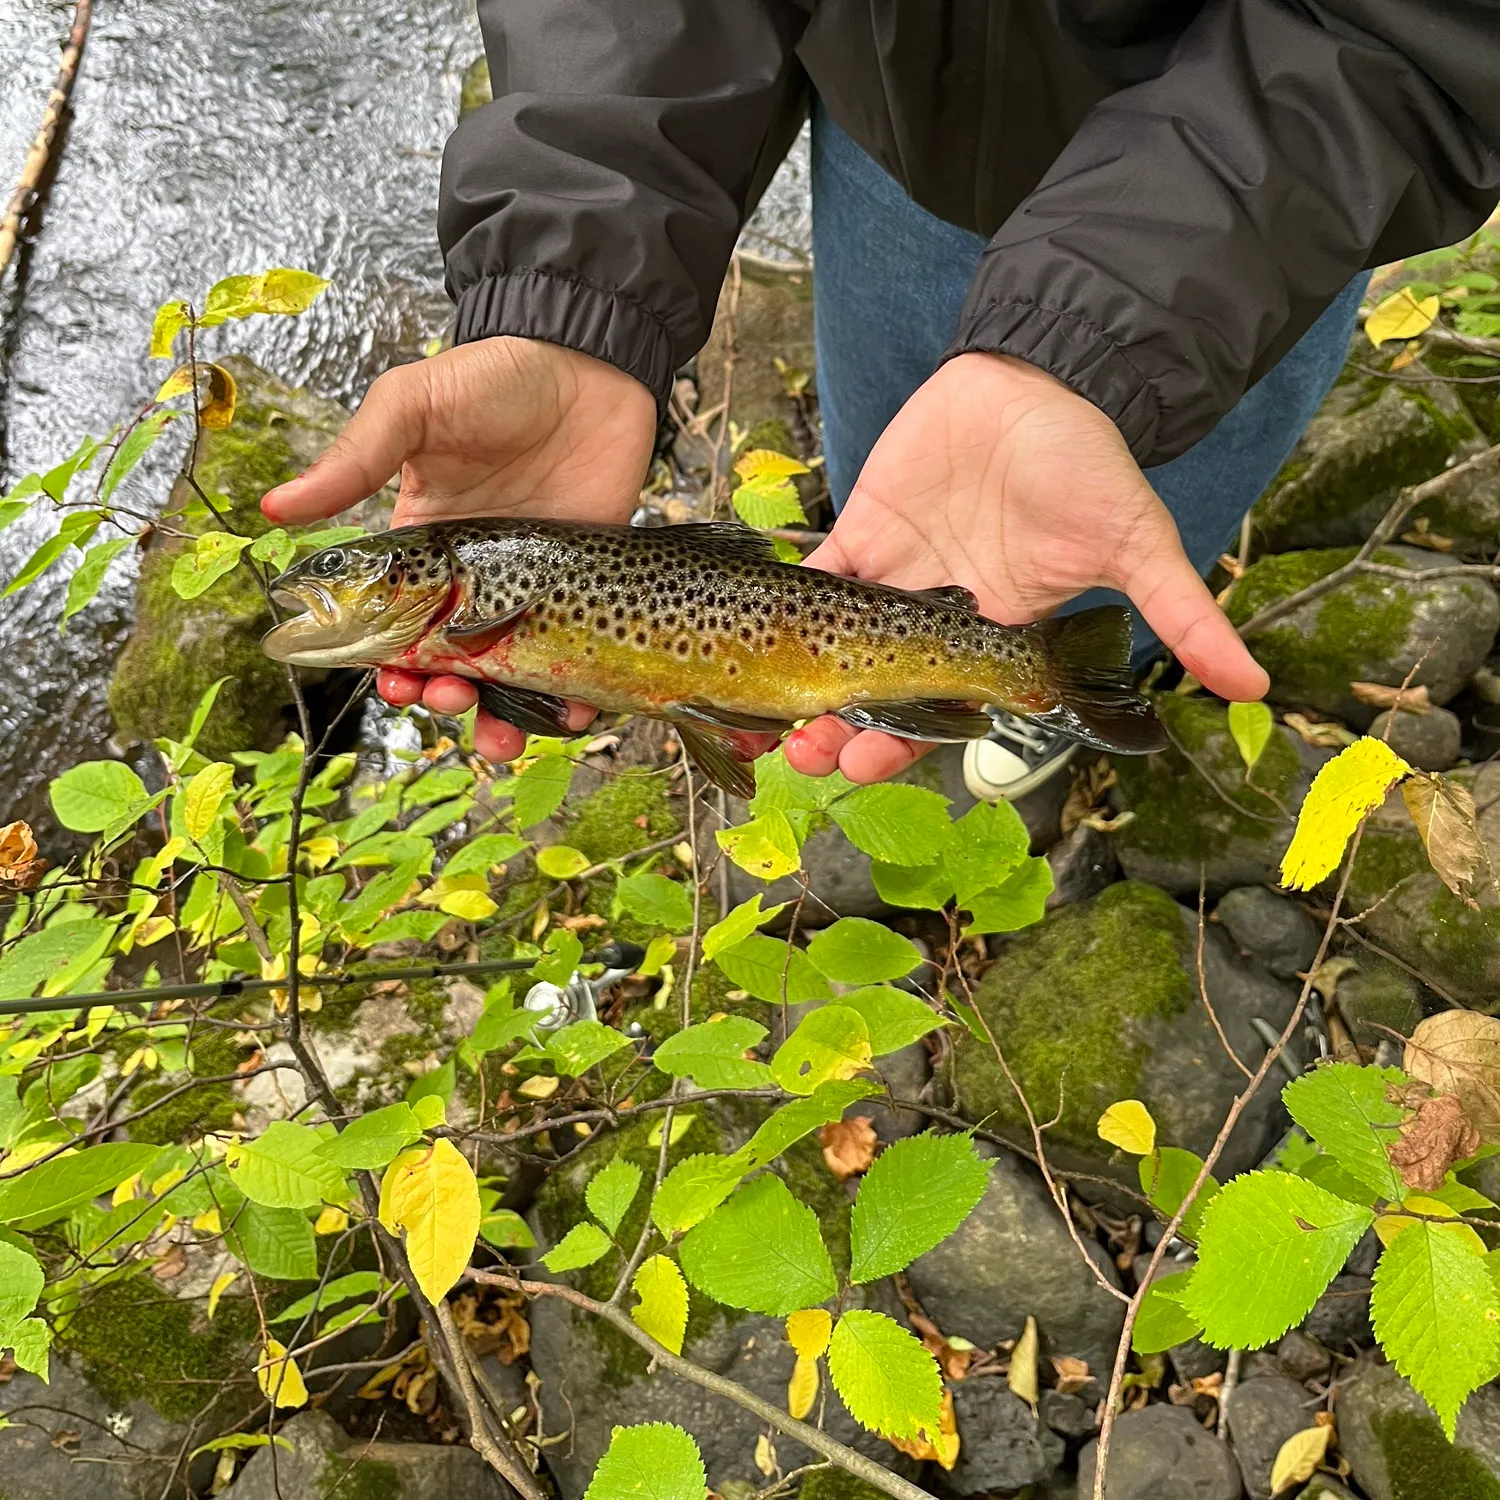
xmin=111 ymin=1173 xmax=142 ymax=1207
xmin=1008 ymin=1314 xmax=1039 ymax=1409
xmin=192 ymin=1208 xmax=222 ymax=1234
xmin=154 ymin=365 xmax=195 ymax=403
xmin=382 ymin=1139 xmax=481 ymax=1303
xmin=754 ymin=1433 xmax=777 ymax=1478
xmin=207 ymin=1271 xmax=236 ymax=1319
xmin=647 ymin=1113 xmax=694 ymax=1147
xmin=1366 ymin=287 xmax=1440 ymax=348
xmin=635 ymin=933 xmax=678 ymax=978
xmin=630 ymin=1255 xmax=689 ymax=1355
xmin=198 ymin=362 xmax=237 ymax=429
xmin=301 ymin=835 xmax=341 ymax=870
xmin=716 ymin=813 xmax=801 ymax=883
xmin=734 ymin=448 xmax=809 ymax=483
xmin=888 ymin=1388 xmax=960 ymax=1470
xmin=255 ymin=1339 xmax=309 ymax=1409
xmin=133 ymin=915 xmax=176 ymax=948
xmin=1374 ymin=1195 xmax=1487 ymax=1255
xmin=1096 ymin=1100 xmax=1156 ymax=1156
xmin=149 ymin=300 xmax=191 ymax=359
xmin=378 ymin=1147 xmax=426 ymax=1233
xmin=1280 ymin=736 xmax=1412 ymax=891
xmin=517 ymin=1074 xmax=560 ymax=1100
xmin=788 ymin=1353 xmax=819 ymax=1419
xmin=786 ymin=1307 xmax=833 ymax=1360
xmin=185 ymin=762 xmax=236 ymax=842
xmin=1402 ymin=773 xmax=1484 ymax=904
xmin=315 ymin=1205 xmax=349 ymax=1235
xmin=440 ymin=888 xmax=498 ymax=921
xmin=246 ymin=268 xmax=331 ymax=316
xmin=121 ymin=1046 xmax=156 ymax=1078
xmin=1269 ymin=1424 xmax=1332 ymax=1494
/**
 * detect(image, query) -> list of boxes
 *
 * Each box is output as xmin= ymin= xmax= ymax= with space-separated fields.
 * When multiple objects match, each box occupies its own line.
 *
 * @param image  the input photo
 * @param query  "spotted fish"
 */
xmin=262 ymin=519 xmax=1165 ymax=794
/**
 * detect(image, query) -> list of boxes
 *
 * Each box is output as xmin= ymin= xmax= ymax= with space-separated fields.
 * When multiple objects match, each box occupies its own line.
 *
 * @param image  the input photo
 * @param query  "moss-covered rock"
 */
xmin=1226 ymin=545 xmax=1500 ymax=726
xmin=108 ymin=356 xmax=362 ymax=757
xmin=1111 ymin=695 xmax=1315 ymax=897
xmin=458 ymin=55 xmax=491 ymax=122
xmin=566 ymin=768 xmax=680 ymax=864
xmin=949 ymin=881 xmax=1297 ymax=1184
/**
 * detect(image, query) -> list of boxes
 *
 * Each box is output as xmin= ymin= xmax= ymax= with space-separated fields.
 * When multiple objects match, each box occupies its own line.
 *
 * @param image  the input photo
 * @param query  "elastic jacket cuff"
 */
xmin=452 ymin=268 xmax=677 ymax=417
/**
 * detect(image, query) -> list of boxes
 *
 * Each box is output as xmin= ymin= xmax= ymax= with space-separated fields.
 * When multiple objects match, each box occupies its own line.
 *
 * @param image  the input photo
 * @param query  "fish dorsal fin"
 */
xmin=676 ymin=522 xmax=784 ymax=564
xmin=911 ymin=584 xmax=980 ymax=612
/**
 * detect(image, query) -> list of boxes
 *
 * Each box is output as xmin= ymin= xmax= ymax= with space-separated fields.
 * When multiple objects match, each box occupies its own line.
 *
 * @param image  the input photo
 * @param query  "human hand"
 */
xmin=784 ymin=352 xmax=1269 ymax=783
xmin=261 ymin=336 xmax=656 ymax=760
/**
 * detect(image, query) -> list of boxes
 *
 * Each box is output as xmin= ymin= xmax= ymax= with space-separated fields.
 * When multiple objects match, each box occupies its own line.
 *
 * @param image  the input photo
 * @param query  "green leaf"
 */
xmin=826 ymin=1309 xmax=943 ymax=1442
xmin=5 ymin=1315 xmax=50 ymax=1378
xmin=1372 ymin=1219 xmax=1500 ymax=1439
xmin=227 ymin=1121 xmax=349 ymax=1209
xmin=49 ymin=760 xmax=147 ymax=833
xmin=587 ymin=1159 xmax=644 ymax=1235
xmin=870 ymin=860 xmax=954 ymax=911
xmin=1183 ymin=1170 xmax=1375 ymax=1348
xmin=1138 ymin=1148 xmax=1219 ymax=1240
xmin=750 ymin=750 xmax=852 ymax=818
xmin=0 ymin=1240 xmax=44 ymax=1329
xmin=771 ymin=1005 xmax=872 ymax=1094
xmin=542 ymin=1220 xmax=615 ymax=1272
xmin=944 ymin=801 xmax=1030 ymax=907
xmin=271 ymin=1271 xmax=384 ymax=1324
xmin=582 ymin=1422 xmax=706 ymax=1500
xmin=1227 ymin=701 xmax=1274 ymax=773
xmin=961 ymin=857 xmax=1054 ymax=935
xmin=836 ymin=988 xmax=947 ymax=1056
xmin=444 ymin=834 xmax=526 ymax=878
xmin=0 ymin=919 xmax=116 ymax=1002
xmin=652 ymin=1017 xmax=771 ymax=1089
xmin=191 ymin=1434 xmax=294 ymax=1460
xmin=61 ymin=538 xmax=133 ymax=628
xmin=294 ymin=525 xmax=367 ymax=550
xmin=481 ymin=1208 xmax=537 ymax=1249
xmin=100 ymin=411 xmax=174 ymax=504
xmin=322 ymin=1104 xmax=424 ymax=1170
xmin=230 ymin=1201 xmax=318 ymax=1280
xmin=679 ymin=1175 xmax=836 ymax=1315
xmin=733 ymin=1080 xmax=883 ymax=1174
xmin=651 ymin=1154 xmax=744 ymax=1237
xmin=546 ymin=1020 xmax=631 ymax=1077
xmin=536 ymin=844 xmax=591 ymax=880
xmin=1284 ymin=1062 xmax=1408 ymax=1202
xmin=184 ymin=677 xmax=231 ymax=751
xmin=732 ymin=475 xmax=806 ymax=529
xmin=532 ymin=930 xmax=583 ymax=989
xmin=512 ymin=755 xmax=575 ymax=828
xmin=170 ymin=530 xmax=254 ymax=599
xmin=805 ymin=918 xmax=922 ymax=984
xmin=850 ymin=1132 xmax=990 ymax=1282
xmin=406 ymin=1059 xmax=455 ymax=1109
xmin=716 ymin=812 xmax=801 ymax=882
xmin=249 ymin=528 xmax=297 ymax=573
xmin=465 ymin=1006 xmax=542 ymax=1064
xmin=827 ymin=783 xmax=953 ymax=866
xmin=1132 ymin=1272 xmax=1203 ymax=1354
xmin=615 ymin=873 xmax=694 ymax=933
xmin=712 ymin=933 xmax=831 ymax=1005
xmin=39 ymin=436 xmax=102 ymax=502
xmin=703 ymin=895 xmax=786 ymax=962
xmin=338 ymin=857 xmax=423 ymax=938
xmin=5 ymin=511 xmax=101 ymax=595
xmin=631 ymin=1256 xmax=689 ymax=1355
xmin=0 ymin=1143 xmax=158 ymax=1226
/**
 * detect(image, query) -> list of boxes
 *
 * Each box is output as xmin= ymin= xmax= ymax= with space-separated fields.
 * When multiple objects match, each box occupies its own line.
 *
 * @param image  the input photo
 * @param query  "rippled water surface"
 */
xmin=0 ymin=0 xmax=810 ymax=824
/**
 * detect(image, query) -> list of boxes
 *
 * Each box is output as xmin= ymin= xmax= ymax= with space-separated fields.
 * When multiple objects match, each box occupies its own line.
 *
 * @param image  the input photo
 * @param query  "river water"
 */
xmin=0 ymin=0 xmax=811 ymax=826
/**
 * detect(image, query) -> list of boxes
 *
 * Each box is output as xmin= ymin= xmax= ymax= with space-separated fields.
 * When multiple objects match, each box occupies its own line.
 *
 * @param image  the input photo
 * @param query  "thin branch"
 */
xmin=1196 ymin=871 xmax=1252 ymax=1079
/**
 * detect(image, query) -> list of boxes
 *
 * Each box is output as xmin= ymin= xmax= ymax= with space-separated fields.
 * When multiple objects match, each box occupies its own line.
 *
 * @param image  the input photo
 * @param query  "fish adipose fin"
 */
xmin=681 ymin=523 xmax=784 ymax=565
xmin=1033 ymin=606 xmax=1166 ymax=754
xmin=837 ymin=700 xmax=993 ymax=741
xmin=910 ymin=584 xmax=980 ymax=613
xmin=475 ymin=683 xmax=574 ymax=738
xmin=674 ymin=722 xmax=759 ymax=800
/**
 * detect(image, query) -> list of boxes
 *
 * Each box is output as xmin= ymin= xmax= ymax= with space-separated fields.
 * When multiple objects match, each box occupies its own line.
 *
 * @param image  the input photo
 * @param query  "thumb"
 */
xmin=261 ymin=367 xmax=425 ymax=524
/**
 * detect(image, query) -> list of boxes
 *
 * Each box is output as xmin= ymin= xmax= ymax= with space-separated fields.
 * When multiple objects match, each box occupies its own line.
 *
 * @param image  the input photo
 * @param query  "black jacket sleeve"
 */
xmin=439 ymin=1 xmax=808 ymax=412
xmin=946 ymin=0 xmax=1500 ymax=468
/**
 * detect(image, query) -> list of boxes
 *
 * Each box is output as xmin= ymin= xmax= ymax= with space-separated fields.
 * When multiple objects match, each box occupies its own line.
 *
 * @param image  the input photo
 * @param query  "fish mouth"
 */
xmin=262 ymin=579 xmax=422 ymax=668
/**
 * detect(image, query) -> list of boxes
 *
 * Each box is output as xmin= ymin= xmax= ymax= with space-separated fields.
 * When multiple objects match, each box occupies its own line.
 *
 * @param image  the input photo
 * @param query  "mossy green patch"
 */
xmin=127 ymin=1077 xmax=238 ymax=1146
xmin=567 ymin=769 xmax=680 ymax=864
xmin=458 ymin=55 xmax=492 ymax=122
xmin=798 ymin=1468 xmax=892 ymax=1500
xmin=1375 ymin=1408 xmax=1500 ymax=1499
xmin=951 ymin=882 xmax=1196 ymax=1146
xmin=317 ymin=1452 xmax=402 ymax=1500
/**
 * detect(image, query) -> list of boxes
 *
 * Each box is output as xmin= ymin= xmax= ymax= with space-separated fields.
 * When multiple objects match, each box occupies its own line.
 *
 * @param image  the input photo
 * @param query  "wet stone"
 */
xmin=1076 ymin=1403 xmax=1242 ymax=1500
xmin=1227 ymin=1373 xmax=1320 ymax=1500
xmin=1215 ymin=886 xmax=1321 ymax=979
xmin=1040 ymin=1388 xmax=1099 ymax=1441
xmin=937 ymin=1377 xmax=1065 ymax=1497
xmin=1369 ymin=705 xmax=1463 ymax=771
xmin=1275 ymin=1329 xmax=1332 ymax=1383
xmin=1047 ymin=823 xmax=1121 ymax=909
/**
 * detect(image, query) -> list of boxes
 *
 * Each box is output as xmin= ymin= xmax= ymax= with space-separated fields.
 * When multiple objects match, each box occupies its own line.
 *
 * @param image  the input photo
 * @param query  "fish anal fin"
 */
xmin=475 ymin=682 xmax=574 ymax=738
xmin=837 ymin=699 xmax=992 ymax=741
xmin=911 ymin=584 xmax=980 ymax=613
xmin=674 ymin=722 xmax=760 ymax=799
xmin=679 ymin=700 xmax=792 ymax=734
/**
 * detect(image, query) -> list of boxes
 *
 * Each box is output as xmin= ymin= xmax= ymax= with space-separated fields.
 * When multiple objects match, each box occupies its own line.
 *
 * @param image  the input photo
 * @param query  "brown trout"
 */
xmin=262 ymin=519 xmax=1164 ymax=794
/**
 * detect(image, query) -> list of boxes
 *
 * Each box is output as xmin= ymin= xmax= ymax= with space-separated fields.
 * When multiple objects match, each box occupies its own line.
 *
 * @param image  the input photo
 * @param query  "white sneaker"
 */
xmin=962 ymin=712 xmax=1079 ymax=802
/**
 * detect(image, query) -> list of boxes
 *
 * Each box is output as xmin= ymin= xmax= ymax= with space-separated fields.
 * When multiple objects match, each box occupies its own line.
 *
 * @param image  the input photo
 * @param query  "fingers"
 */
xmin=262 ymin=367 xmax=424 ymax=524
xmin=784 ymin=717 xmax=931 ymax=784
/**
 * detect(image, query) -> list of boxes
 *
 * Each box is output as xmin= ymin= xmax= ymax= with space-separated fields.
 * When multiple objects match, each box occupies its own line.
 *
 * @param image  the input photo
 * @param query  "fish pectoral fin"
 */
xmin=837 ymin=699 xmax=993 ymax=741
xmin=475 ymin=682 xmax=574 ymax=738
xmin=678 ymin=701 xmax=792 ymax=734
xmin=910 ymin=584 xmax=980 ymax=613
xmin=673 ymin=722 xmax=760 ymax=800
xmin=444 ymin=600 xmax=537 ymax=654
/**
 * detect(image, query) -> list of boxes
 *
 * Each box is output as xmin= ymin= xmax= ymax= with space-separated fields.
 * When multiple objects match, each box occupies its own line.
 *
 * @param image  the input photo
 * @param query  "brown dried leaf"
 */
xmin=1388 ymin=1091 xmax=1483 ymax=1191
xmin=1400 ymin=516 xmax=1455 ymax=551
xmin=1305 ymin=957 xmax=1360 ymax=1003
xmin=1404 ymin=1010 xmax=1500 ymax=1141
xmin=1401 ymin=773 xmax=1484 ymax=906
xmin=0 ymin=820 xmax=47 ymax=890
xmin=1282 ymin=713 xmax=1355 ymax=749
xmin=1051 ymin=1355 xmax=1092 ymax=1396
xmin=888 ymin=1387 xmax=960 ymax=1470
xmin=1351 ymin=681 xmax=1432 ymax=714
xmin=151 ymin=1243 xmax=188 ymax=1280
xmin=819 ymin=1115 xmax=878 ymax=1180
xmin=1062 ymin=758 xmax=1117 ymax=837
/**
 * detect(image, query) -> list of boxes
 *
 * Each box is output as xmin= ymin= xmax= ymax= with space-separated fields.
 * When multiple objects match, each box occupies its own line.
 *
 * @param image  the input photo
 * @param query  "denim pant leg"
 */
xmin=810 ymin=100 xmax=1369 ymax=669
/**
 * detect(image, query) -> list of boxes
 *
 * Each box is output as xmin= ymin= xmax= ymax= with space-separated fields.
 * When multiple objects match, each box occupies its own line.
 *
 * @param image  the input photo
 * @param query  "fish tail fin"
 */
xmin=1034 ymin=606 xmax=1166 ymax=755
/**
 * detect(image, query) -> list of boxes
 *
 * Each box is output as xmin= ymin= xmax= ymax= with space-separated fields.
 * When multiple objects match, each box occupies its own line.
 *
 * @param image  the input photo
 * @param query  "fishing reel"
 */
xmin=521 ymin=941 xmax=645 ymax=1032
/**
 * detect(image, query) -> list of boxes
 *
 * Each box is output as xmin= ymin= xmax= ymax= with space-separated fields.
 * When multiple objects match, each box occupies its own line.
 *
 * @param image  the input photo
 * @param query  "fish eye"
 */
xmin=309 ymin=548 xmax=346 ymax=578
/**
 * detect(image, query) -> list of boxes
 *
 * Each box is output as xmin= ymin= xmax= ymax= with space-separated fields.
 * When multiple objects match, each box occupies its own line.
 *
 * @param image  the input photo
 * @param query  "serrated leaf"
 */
xmin=255 ymin=1340 xmax=308 ymax=1409
xmin=587 ymin=1159 xmax=644 ymax=1235
xmin=228 ymin=1121 xmax=348 ymax=1210
xmin=827 ymin=1309 xmax=943 ymax=1442
xmin=615 ymin=872 xmax=694 ymax=933
xmin=716 ymin=812 xmax=801 ymax=882
xmin=1404 ymin=1011 xmax=1500 ymax=1141
xmin=582 ymin=1422 xmax=706 ymax=1500
xmin=732 ymin=476 xmax=806 ymax=529
xmin=836 ymin=988 xmax=946 ymax=1056
xmin=1367 ymin=287 xmax=1440 ymax=347
xmin=1228 ymin=701 xmax=1274 ymax=772
xmin=321 ymin=1103 xmax=424 ymax=1170
xmin=185 ymin=762 xmax=236 ymax=842
xmin=870 ymin=859 xmax=954 ymax=911
xmin=1183 ymin=1171 xmax=1374 ymax=1348
xmin=787 ymin=1307 xmax=833 ymax=1359
xmin=750 ymin=750 xmax=853 ymax=817
xmin=734 ymin=449 xmax=810 ymax=483
xmin=1138 ymin=1148 xmax=1219 ymax=1240
xmin=944 ymin=801 xmax=1030 ymax=907
xmin=679 ymin=1175 xmax=835 ymax=1314
xmin=381 ymin=1139 xmax=481 ymax=1301
xmin=849 ymin=1132 xmax=989 ymax=1281
xmin=712 ymin=933 xmax=831 ymax=1005
xmin=546 ymin=1020 xmax=632 ymax=1076
xmin=631 ymin=1255 xmax=688 ymax=1354
xmin=512 ymin=754 xmax=574 ymax=828
xmin=1269 ymin=1426 xmax=1332 ymax=1495
xmin=652 ymin=1017 xmax=771 ymax=1089
xmin=960 ymin=856 xmax=1054 ymax=935
xmin=1280 ymin=737 xmax=1412 ymax=891
xmin=805 ymin=918 xmax=922 ymax=985
xmin=771 ymin=1005 xmax=872 ymax=1094
xmin=1131 ymin=1271 xmax=1203 ymax=1354
xmin=1097 ymin=1100 xmax=1156 ymax=1155
xmin=702 ymin=895 xmax=786 ymax=962
xmin=543 ymin=1220 xmax=615 ymax=1272
xmin=651 ymin=1154 xmax=743 ymax=1236
xmin=827 ymin=784 xmax=952 ymax=866
xmin=1283 ymin=1062 xmax=1407 ymax=1201
xmin=1371 ymin=1218 xmax=1500 ymax=1438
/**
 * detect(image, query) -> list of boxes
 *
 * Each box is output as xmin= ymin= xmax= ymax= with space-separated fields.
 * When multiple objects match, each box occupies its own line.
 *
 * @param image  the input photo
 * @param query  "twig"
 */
xmin=1196 ymin=871 xmax=1252 ymax=1079
xmin=1218 ymin=1348 xmax=1242 ymax=1440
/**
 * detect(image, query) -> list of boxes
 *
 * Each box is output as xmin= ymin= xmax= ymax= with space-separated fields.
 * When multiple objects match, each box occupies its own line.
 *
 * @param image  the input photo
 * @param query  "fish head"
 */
xmin=261 ymin=529 xmax=453 ymax=667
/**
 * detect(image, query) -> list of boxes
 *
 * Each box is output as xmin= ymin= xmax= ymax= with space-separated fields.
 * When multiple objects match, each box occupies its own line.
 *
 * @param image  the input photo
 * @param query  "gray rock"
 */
xmin=864 ymin=1038 xmax=930 ymax=1143
xmin=1048 ymin=824 xmax=1121 ymax=910
xmin=1275 ymin=1330 xmax=1332 ymax=1383
xmin=1369 ymin=706 xmax=1463 ymax=771
xmin=1300 ymin=1479 xmax=1358 ymax=1500
xmin=1076 ymin=1403 xmax=1243 ymax=1500
xmin=1338 ymin=1355 xmax=1500 ymax=1500
xmin=223 ymin=1409 xmax=515 ymax=1500
xmin=1228 ymin=1374 xmax=1320 ymax=1500
xmin=1301 ymin=1274 xmax=1374 ymax=1353
xmin=1334 ymin=958 xmax=1423 ymax=1051
xmin=1040 ymin=1388 xmax=1099 ymax=1441
xmin=905 ymin=1147 xmax=1127 ymax=1377
xmin=938 ymin=1377 xmax=1064 ymax=1496
xmin=1168 ymin=1337 xmax=1229 ymax=1386
xmin=1216 ymin=886 xmax=1322 ymax=979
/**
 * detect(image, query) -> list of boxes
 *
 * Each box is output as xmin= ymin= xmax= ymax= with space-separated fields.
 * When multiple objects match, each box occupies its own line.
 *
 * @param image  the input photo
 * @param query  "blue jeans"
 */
xmin=810 ymin=101 xmax=1369 ymax=668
